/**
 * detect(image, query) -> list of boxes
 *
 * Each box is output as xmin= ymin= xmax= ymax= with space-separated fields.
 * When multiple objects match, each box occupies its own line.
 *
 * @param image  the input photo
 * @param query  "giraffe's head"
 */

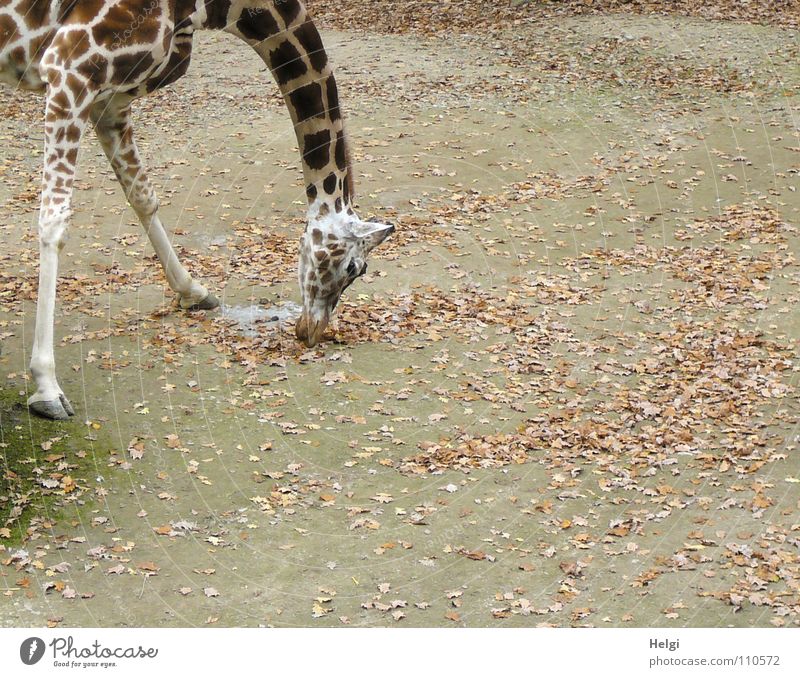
xmin=295 ymin=216 xmax=395 ymax=347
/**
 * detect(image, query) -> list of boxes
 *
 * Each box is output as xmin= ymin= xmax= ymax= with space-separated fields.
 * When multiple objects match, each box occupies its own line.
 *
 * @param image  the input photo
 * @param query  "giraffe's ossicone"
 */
xmin=0 ymin=0 xmax=394 ymax=419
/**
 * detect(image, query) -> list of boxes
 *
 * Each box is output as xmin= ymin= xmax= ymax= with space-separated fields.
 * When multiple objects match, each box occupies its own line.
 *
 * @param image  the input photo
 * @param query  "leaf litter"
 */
xmin=0 ymin=1 xmax=798 ymax=627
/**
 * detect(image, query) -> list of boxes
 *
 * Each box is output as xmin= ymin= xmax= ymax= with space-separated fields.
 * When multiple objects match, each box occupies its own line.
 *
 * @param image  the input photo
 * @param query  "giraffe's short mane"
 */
xmin=344 ymin=127 xmax=355 ymax=200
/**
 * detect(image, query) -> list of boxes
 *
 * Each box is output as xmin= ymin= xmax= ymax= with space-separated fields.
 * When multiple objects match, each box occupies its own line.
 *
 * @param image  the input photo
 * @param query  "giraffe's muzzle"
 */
xmin=295 ymin=310 xmax=330 ymax=348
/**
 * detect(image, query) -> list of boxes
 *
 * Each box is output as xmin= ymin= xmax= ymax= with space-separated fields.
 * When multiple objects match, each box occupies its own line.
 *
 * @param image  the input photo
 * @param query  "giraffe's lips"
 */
xmin=295 ymin=312 xmax=330 ymax=348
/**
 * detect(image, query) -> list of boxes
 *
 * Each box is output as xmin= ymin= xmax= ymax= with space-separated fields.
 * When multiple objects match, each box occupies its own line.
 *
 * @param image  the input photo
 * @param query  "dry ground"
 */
xmin=0 ymin=9 xmax=798 ymax=627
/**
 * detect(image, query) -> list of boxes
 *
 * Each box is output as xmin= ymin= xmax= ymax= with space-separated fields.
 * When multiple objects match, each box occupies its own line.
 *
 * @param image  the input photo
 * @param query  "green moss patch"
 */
xmin=0 ymin=389 xmax=105 ymax=545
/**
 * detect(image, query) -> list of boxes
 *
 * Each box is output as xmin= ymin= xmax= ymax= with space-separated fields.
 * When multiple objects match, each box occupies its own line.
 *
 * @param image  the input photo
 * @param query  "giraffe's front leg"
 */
xmin=92 ymin=104 xmax=218 ymax=311
xmin=27 ymin=92 xmax=91 ymax=419
xmin=28 ymin=217 xmax=76 ymax=420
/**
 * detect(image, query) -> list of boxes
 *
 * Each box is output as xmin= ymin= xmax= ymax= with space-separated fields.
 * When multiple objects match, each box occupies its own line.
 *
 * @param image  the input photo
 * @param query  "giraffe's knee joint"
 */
xmin=131 ymin=186 xmax=159 ymax=219
xmin=38 ymin=211 xmax=70 ymax=248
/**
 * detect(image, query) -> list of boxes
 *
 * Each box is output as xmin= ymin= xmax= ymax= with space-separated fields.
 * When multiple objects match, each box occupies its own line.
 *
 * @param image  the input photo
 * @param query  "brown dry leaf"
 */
xmin=137 ymin=562 xmax=160 ymax=573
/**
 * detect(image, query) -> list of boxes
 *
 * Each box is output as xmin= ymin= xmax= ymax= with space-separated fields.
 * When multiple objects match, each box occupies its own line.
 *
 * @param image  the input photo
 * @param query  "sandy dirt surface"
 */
xmin=1 ymin=12 xmax=798 ymax=627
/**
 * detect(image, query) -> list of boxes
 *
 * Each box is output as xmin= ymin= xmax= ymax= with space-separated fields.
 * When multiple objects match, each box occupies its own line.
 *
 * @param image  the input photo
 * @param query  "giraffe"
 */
xmin=0 ymin=0 xmax=395 ymax=420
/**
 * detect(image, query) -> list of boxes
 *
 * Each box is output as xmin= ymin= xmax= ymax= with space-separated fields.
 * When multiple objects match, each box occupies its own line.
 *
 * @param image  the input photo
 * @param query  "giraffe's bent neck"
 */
xmin=221 ymin=0 xmax=354 ymax=229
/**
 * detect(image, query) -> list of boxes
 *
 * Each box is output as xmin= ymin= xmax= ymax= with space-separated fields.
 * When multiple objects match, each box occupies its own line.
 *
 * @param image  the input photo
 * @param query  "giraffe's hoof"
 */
xmin=185 ymin=292 xmax=220 ymax=311
xmin=28 ymin=395 xmax=74 ymax=421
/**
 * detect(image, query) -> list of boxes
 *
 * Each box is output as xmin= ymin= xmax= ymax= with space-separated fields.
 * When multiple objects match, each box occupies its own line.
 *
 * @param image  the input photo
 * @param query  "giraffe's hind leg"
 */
xmin=91 ymin=102 xmax=219 ymax=311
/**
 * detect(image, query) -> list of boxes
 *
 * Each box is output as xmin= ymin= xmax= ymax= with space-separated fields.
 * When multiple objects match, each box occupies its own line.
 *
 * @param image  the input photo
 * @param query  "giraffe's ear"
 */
xmin=351 ymin=222 xmax=395 ymax=251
